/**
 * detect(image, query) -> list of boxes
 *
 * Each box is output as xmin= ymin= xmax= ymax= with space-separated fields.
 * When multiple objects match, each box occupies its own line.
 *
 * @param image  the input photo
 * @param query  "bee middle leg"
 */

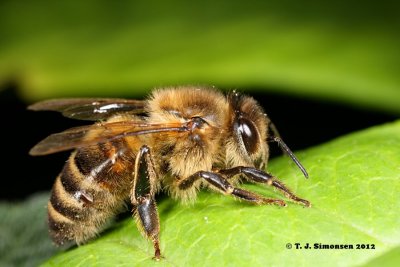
xmin=217 ymin=167 xmax=311 ymax=207
xmin=130 ymin=145 xmax=161 ymax=260
xmin=178 ymin=171 xmax=286 ymax=206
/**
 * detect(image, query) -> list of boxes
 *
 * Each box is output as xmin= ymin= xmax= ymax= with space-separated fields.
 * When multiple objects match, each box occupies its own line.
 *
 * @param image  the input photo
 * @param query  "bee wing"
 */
xmin=28 ymin=98 xmax=146 ymax=120
xmin=30 ymin=121 xmax=188 ymax=156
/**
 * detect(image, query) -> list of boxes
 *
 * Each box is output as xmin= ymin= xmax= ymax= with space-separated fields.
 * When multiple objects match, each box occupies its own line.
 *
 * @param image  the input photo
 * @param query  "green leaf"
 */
xmin=40 ymin=120 xmax=400 ymax=266
xmin=1 ymin=1 xmax=399 ymax=113
xmin=0 ymin=193 xmax=57 ymax=267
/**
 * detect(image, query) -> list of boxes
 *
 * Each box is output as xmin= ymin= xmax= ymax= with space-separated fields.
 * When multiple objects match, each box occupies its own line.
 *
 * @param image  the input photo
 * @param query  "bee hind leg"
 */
xmin=130 ymin=145 xmax=161 ymax=260
xmin=179 ymin=171 xmax=286 ymax=206
xmin=218 ymin=167 xmax=311 ymax=207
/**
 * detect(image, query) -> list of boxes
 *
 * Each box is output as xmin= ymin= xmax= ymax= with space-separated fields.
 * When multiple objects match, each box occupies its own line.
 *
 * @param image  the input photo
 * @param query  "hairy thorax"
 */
xmin=145 ymin=87 xmax=230 ymax=199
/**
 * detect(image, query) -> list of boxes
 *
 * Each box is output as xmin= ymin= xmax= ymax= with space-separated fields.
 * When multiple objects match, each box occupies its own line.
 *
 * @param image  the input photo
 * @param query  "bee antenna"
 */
xmin=267 ymin=122 xmax=309 ymax=179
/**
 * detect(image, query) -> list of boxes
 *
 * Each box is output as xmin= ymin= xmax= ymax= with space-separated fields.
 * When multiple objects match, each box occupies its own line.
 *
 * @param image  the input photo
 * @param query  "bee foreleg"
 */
xmin=218 ymin=167 xmax=311 ymax=207
xmin=179 ymin=171 xmax=286 ymax=206
xmin=130 ymin=145 xmax=161 ymax=261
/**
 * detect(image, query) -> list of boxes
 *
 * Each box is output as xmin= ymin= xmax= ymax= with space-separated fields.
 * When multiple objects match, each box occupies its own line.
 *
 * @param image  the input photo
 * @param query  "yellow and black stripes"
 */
xmin=47 ymin=140 xmax=134 ymax=245
xmin=50 ymin=179 xmax=83 ymax=221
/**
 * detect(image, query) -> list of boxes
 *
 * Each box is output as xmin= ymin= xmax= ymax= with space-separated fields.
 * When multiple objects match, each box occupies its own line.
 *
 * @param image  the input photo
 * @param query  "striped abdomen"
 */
xmin=47 ymin=140 xmax=135 ymax=245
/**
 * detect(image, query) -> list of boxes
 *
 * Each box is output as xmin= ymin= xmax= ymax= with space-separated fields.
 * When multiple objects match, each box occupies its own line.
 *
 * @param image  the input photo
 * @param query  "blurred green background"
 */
xmin=1 ymin=0 xmax=399 ymax=266
xmin=0 ymin=0 xmax=399 ymax=112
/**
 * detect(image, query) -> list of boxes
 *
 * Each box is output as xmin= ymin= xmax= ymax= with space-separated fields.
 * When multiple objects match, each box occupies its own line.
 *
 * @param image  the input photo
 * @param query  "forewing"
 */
xmin=29 ymin=121 xmax=187 ymax=156
xmin=28 ymin=98 xmax=146 ymax=120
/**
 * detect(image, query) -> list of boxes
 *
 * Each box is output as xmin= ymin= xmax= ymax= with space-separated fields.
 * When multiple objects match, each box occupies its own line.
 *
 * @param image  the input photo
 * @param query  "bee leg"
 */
xmin=130 ymin=145 xmax=161 ymax=260
xmin=179 ymin=171 xmax=286 ymax=206
xmin=218 ymin=167 xmax=311 ymax=207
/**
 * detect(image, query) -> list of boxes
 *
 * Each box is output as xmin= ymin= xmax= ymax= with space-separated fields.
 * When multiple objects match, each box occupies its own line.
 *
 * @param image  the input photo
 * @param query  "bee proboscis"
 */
xmin=29 ymin=86 xmax=310 ymax=260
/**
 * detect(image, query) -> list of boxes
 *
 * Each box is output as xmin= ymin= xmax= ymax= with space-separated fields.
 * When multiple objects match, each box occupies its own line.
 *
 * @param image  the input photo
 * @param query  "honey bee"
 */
xmin=29 ymin=86 xmax=310 ymax=260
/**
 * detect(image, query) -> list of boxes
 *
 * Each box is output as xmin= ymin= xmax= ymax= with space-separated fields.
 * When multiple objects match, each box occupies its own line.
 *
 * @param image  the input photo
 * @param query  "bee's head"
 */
xmin=226 ymin=92 xmax=270 ymax=168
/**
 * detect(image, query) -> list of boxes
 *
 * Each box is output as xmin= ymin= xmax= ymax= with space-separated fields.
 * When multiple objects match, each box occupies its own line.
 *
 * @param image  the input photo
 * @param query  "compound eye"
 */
xmin=237 ymin=117 xmax=259 ymax=155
